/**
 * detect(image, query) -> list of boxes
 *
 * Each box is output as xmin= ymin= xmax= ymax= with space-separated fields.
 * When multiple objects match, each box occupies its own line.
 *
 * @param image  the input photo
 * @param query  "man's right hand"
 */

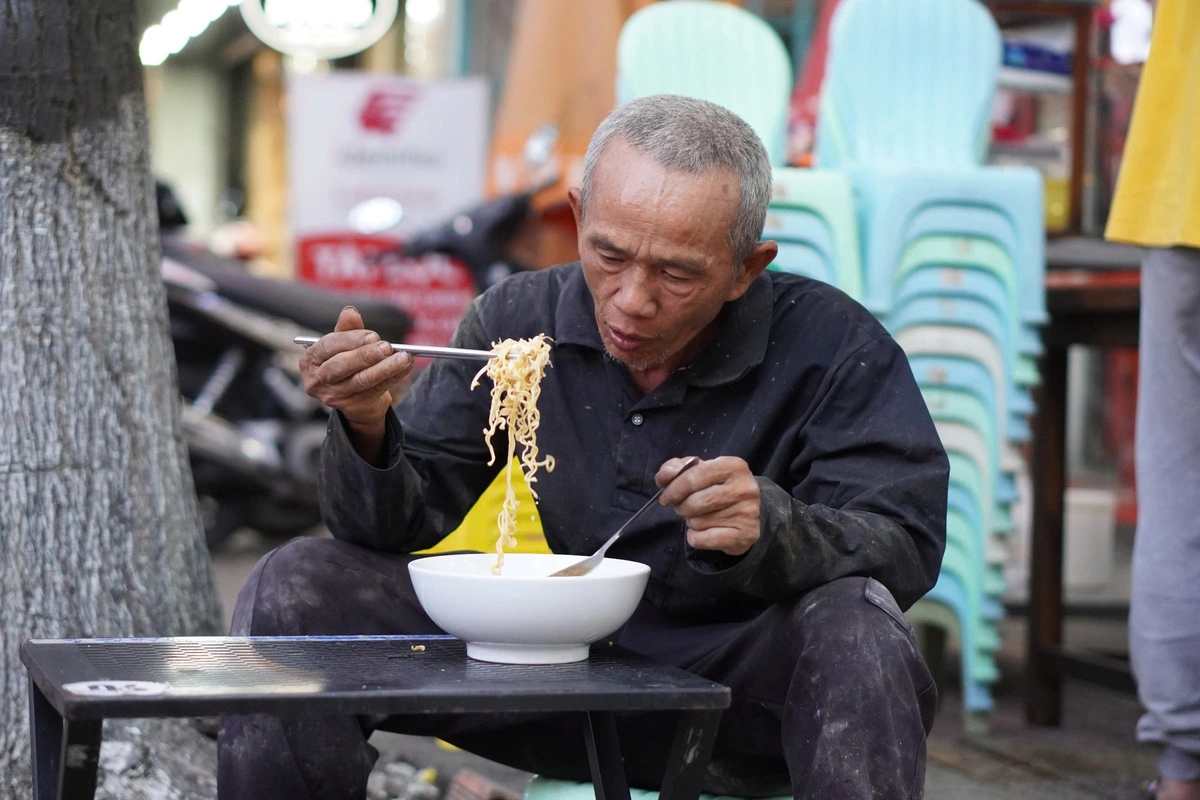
xmin=300 ymin=306 xmax=414 ymax=463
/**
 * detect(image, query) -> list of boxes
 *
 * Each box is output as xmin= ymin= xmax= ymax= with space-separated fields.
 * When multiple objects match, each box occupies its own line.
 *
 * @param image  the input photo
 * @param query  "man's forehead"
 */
xmin=592 ymin=139 xmax=739 ymax=196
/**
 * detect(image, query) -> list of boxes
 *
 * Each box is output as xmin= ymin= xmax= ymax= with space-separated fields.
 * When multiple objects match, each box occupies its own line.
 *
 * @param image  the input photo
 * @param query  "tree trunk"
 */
xmin=0 ymin=1 xmax=223 ymax=796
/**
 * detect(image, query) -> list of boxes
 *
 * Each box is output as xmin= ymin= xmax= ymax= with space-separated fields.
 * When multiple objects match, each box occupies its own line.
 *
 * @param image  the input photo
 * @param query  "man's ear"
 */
xmin=728 ymin=240 xmax=778 ymax=299
xmin=567 ymin=186 xmax=584 ymax=231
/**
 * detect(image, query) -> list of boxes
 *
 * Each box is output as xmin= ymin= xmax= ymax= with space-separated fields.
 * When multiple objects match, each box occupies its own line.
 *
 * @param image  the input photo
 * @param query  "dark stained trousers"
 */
xmin=217 ymin=538 xmax=937 ymax=800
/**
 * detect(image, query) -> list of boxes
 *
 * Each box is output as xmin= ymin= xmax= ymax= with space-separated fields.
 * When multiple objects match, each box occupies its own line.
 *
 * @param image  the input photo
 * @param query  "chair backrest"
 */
xmin=617 ymin=0 xmax=794 ymax=165
xmin=815 ymin=0 xmax=1001 ymax=168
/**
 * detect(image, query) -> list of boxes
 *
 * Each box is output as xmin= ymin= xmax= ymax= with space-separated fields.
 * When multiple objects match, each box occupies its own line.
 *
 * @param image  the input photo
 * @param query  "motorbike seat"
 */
xmin=163 ymin=238 xmax=413 ymax=343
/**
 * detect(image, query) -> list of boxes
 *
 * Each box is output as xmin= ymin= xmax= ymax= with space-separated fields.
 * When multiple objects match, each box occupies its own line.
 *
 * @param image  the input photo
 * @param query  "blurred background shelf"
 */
xmin=998 ymin=66 xmax=1073 ymax=94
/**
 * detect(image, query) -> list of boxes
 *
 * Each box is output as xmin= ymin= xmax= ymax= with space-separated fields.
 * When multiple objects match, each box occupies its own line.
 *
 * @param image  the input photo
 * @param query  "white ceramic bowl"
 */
xmin=408 ymin=553 xmax=651 ymax=664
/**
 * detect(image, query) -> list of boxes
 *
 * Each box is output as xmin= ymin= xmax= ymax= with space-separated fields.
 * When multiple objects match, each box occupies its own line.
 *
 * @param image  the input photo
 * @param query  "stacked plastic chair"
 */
xmin=816 ymin=0 xmax=1046 ymax=716
xmin=616 ymin=0 xmax=864 ymax=301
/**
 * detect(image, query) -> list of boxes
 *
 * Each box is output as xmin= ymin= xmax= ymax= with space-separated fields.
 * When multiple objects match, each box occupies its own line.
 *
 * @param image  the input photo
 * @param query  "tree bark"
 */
xmin=0 ymin=1 xmax=222 ymax=796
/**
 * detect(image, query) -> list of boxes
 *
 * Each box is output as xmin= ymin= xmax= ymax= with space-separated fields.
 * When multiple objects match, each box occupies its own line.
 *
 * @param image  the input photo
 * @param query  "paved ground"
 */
xmin=211 ymin=530 xmax=1158 ymax=799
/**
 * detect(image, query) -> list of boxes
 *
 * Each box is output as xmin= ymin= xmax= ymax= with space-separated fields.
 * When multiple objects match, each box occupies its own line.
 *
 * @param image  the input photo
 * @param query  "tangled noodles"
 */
xmin=471 ymin=335 xmax=556 ymax=574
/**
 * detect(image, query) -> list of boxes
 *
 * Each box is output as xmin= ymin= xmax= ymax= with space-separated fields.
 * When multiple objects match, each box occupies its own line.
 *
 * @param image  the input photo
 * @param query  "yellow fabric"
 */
xmin=1105 ymin=0 xmax=1200 ymax=249
xmin=419 ymin=459 xmax=550 ymax=555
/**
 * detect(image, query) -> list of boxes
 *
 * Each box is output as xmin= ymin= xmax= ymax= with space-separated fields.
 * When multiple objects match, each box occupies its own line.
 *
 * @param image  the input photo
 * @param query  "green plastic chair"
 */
xmin=768 ymin=168 xmax=865 ymax=300
xmin=897 ymin=236 xmax=1018 ymax=303
xmin=895 ymin=235 xmax=1029 ymax=357
xmin=617 ymin=0 xmax=793 ymax=165
xmin=769 ymin=240 xmax=836 ymax=284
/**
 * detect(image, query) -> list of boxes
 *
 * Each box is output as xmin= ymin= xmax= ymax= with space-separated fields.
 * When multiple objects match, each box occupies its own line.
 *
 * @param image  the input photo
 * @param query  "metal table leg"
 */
xmin=657 ymin=710 xmax=722 ymax=800
xmin=29 ymin=678 xmax=102 ymax=800
xmin=583 ymin=711 xmax=630 ymax=800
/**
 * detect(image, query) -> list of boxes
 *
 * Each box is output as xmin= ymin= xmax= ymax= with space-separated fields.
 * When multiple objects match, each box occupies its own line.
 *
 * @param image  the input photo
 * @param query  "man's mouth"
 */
xmin=606 ymin=324 xmax=651 ymax=352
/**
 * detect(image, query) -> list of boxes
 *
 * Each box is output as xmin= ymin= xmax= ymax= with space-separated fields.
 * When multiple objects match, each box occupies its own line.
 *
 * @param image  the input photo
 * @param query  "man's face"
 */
xmin=569 ymin=140 xmax=763 ymax=381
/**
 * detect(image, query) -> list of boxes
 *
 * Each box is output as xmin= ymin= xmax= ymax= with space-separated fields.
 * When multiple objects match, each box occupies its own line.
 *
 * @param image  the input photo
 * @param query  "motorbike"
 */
xmin=160 ymin=197 xmax=412 ymax=550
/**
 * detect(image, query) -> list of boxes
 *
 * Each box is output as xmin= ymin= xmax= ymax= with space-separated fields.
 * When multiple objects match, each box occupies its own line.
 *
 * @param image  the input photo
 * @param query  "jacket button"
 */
xmin=631 ymin=413 xmax=644 ymax=426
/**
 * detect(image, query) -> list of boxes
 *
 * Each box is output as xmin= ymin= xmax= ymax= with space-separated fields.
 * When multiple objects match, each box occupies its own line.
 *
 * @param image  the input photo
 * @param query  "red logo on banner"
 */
xmin=359 ymin=89 xmax=420 ymax=134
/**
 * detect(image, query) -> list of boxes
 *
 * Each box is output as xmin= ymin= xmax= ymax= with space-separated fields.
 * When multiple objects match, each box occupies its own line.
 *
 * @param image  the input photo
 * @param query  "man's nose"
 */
xmin=612 ymin=267 xmax=657 ymax=318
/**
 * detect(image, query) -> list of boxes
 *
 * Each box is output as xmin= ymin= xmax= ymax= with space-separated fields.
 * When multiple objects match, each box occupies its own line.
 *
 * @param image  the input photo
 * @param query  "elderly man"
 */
xmin=219 ymin=95 xmax=948 ymax=799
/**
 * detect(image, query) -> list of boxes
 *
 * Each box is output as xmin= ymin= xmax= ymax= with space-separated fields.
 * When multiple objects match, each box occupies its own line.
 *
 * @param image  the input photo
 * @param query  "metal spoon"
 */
xmin=548 ymin=456 xmax=701 ymax=578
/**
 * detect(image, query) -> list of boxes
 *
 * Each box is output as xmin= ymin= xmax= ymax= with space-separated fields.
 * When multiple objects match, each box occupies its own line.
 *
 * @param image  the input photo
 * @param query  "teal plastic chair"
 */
xmin=948 ymin=452 xmax=993 ymax=541
xmin=909 ymin=353 xmax=1032 ymax=443
xmin=904 ymin=207 xmax=1046 ymax=326
xmin=926 ymin=388 xmax=1015 ymax=506
xmin=892 ymin=296 xmax=1017 ymax=378
xmin=768 ymin=168 xmax=865 ymax=300
xmin=892 ymin=296 xmax=1041 ymax=391
xmin=895 ymin=268 xmax=1042 ymax=357
xmin=812 ymin=0 xmax=1046 ymax=329
xmin=617 ymin=0 xmax=793 ymax=165
xmin=815 ymin=0 xmax=1000 ymax=169
xmin=938 ymin=420 xmax=1017 ymax=513
xmin=896 ymin=324 xmax=1035 ymax=432
xmin=763 ymin=208 xmax=837 ymax=265
xmin=764 ymin=208 xmax=837 ymax=284
xmin=893 ymin=235 xmax=1043 ymax=355
xmin=855 ymin=167 xmax=1046 ymax=320
xmin=910 ymin=575 xmax=1000 ymax=711
xmin=770 ymin=242 xmax=835 ymax=284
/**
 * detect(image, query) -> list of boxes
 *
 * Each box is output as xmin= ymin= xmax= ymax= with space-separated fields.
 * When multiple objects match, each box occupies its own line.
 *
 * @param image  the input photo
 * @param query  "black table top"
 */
xmin=21 ymin=636 xmax=731 ymax=720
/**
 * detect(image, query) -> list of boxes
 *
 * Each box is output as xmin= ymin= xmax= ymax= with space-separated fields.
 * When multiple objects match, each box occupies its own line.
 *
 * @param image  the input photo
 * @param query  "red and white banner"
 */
xmin=287 ymin=72 xmax=489 ymax=346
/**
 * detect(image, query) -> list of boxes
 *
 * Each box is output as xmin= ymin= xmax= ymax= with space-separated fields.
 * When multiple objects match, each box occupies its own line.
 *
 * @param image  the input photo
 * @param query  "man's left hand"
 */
xmin=655 ymin=457 xmax=761 ymax=557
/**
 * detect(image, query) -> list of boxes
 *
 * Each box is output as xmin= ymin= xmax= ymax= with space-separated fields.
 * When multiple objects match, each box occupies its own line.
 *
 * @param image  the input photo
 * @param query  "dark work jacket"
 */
xmin=318 ymin=264 xmax=949 ymax=619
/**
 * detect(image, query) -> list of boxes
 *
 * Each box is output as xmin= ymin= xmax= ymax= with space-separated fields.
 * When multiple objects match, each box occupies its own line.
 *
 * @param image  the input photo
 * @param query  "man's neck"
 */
xmin=628 ymin=365 xmax=673 ymax=395
xmin=624 ymin=308 xmax=728 ymax=395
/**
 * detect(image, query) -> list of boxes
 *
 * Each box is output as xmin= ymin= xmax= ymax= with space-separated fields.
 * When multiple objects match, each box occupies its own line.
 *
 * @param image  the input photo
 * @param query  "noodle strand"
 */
xmin=471 ymin=335 xmax=555 ymax=574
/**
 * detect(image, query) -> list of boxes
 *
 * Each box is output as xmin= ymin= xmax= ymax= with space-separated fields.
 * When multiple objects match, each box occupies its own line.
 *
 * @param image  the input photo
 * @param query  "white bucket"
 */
xmin=1064 ymin=487 xmax=1118 ymax=590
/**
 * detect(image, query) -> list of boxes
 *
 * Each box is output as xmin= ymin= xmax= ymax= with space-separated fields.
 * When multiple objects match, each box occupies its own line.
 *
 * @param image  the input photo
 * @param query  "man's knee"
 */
xmin=781 ymin=577 xmax=936 ymax=729
xmin=785 ymin=577 xmax=928 ymax=680
xmin=231 ymin=537 xmax=394 ymax=637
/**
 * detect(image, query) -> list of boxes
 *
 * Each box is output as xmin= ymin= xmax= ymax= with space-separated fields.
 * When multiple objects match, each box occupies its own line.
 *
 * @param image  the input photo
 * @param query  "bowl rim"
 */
xmin=407 ymin=552 xmax=651 ymax=582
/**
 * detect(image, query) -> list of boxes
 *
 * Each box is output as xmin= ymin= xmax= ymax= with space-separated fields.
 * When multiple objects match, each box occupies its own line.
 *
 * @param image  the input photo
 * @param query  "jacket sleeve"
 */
xmin=689 ymin=335 xmax=949 ymax=609
xmin=316 ymin=300 xmax=505 ymax=553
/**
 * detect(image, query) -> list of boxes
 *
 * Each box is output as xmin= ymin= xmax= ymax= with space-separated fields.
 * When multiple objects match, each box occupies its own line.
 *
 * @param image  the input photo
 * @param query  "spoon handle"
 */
xmin=547 ymin=457 xmax=700 ymax=577
xmin=601 ymin=456 xmax=701 ymax=554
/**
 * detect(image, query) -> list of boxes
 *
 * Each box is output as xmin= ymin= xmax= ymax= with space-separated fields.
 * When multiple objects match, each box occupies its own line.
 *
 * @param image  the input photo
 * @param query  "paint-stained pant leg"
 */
xmin=632 ymin=576 xmax=938 ymax=799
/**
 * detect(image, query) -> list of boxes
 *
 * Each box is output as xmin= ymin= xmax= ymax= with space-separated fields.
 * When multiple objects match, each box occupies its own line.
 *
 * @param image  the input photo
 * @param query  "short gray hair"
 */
xmin=580 ymin=94 xmax=772 ymax=265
